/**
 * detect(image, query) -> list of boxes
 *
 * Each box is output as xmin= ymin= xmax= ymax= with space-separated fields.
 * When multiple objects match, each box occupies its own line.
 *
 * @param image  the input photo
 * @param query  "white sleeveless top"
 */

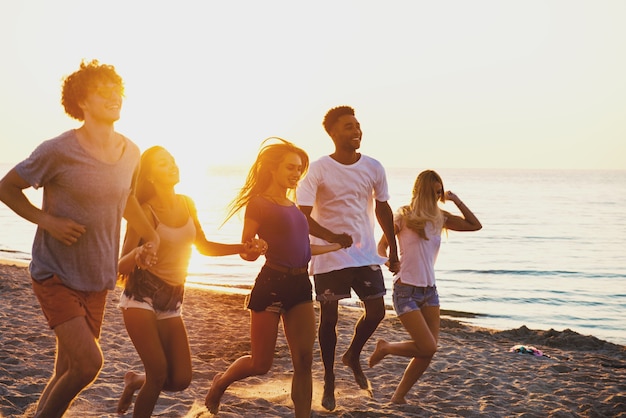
xmin=146 ymin=198 xmax=196 ymax=286
xmin=393 ymin=214 xmax=443 ymax=287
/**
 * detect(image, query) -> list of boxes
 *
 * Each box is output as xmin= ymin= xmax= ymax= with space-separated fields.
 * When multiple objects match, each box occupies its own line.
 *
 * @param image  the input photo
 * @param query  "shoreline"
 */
xmin=1 ymin=256 xmax=485 ymax=318
xmin=3 ymin=253 xmax=625 ymax=348
xmin=1 ymin=262 xmax=625 ymax=417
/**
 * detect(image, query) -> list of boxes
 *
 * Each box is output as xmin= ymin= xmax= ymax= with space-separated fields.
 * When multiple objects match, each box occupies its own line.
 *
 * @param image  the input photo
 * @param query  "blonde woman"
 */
xmin=371 ymin=170 xmax=482 ymax=404
xmin=205 ymin=138 xmax=345 ymax=418
xmin=116 ymin=146 xmax=265 ymax=417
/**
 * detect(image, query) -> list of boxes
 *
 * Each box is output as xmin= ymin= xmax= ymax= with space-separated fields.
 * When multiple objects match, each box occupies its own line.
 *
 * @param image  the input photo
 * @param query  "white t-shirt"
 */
xmin=393 ymin=213 xmax=444 ymax=287
xmin=296 ymin=154 xmax=390 ymax=275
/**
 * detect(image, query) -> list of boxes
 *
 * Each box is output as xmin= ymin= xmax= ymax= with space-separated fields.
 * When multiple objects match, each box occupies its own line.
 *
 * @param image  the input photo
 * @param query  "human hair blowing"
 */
xmin=223 ymin=137 xmax=309 ymax=225
xmin=400 ymin=170 xmax=445 ymax=240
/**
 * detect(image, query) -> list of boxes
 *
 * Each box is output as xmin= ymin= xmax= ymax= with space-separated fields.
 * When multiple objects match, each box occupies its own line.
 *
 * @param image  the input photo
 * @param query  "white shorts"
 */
xmin=118 ymin=291 xmax=182 ymax=320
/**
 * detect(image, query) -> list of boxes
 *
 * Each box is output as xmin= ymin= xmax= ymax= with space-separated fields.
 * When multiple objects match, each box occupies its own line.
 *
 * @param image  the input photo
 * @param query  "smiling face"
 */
xmin=148 ymin=148 xmax=180 ymax=187
xmin=330 ymin=114 xmax=362 ymax=152
xmin=272 ymin=151 xmax=304 ymax=190
xmin=79 ymin=81 xmax=123 ymax=124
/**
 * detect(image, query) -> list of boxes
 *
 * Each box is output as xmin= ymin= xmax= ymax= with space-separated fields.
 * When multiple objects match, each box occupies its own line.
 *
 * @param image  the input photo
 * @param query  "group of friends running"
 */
xmin=0 ymin=60 xmax=481 ymax=418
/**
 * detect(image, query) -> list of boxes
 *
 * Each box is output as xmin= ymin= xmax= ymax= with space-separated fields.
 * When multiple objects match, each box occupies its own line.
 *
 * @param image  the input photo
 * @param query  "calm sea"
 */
xmin=1 ymin=163 xmax=625 ymax=346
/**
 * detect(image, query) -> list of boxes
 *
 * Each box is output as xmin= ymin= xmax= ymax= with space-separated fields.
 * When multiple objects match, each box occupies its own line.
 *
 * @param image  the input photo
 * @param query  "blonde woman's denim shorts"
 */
xmin=392 ymin=282 xmax=439 ymax=317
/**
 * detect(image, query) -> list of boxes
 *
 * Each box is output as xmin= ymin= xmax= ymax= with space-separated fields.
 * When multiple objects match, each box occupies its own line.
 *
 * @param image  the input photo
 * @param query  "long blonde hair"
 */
xmin=223 ymin=137 xmax=309 ymax=225
xmin=399 ymin=170 xmax=445 ymax=239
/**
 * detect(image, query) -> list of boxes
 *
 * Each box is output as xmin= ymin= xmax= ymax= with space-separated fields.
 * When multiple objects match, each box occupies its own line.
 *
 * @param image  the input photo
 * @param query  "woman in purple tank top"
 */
xmin=205 ymin=138 xmax=346 ymax=418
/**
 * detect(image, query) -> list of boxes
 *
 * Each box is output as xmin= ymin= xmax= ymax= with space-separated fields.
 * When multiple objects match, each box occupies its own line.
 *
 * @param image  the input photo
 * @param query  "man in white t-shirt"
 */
xmin=297 ymin=105 xmax=400 ymax=411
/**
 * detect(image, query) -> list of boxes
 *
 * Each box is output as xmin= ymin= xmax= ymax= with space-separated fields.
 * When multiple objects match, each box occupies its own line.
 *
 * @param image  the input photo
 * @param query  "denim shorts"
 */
xmin=392 ymin=282 xmax=440 ymax=317
xmin=120 ymin=268 xmax=184 ymax=319
xmin=118 ymin=291 xmax=182 ymax=320
xmin=246 ymin=265 xmax=313 ymax=314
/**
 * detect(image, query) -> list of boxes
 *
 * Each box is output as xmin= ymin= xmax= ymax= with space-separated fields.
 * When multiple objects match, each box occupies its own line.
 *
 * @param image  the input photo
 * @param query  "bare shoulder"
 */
xmin=179 ymin=194 xmax=198 ymax=214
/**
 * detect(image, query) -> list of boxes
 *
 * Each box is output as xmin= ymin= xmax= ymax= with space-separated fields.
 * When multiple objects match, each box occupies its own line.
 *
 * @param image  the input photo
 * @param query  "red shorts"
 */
xmin=31 ymin=275 xmax=108 ymax=338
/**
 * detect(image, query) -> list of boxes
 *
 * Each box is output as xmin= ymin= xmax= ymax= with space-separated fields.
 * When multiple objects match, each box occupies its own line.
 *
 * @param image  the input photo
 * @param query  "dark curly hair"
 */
xmin=61 ymin=59 xmax=124 ymax=121
xmin=322 ymin=105 xmax=355 ymax=135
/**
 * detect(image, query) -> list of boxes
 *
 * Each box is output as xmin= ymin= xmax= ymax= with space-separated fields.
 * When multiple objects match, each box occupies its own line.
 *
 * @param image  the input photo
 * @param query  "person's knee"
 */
xmin=166 ymin=374 xmax=192 ymax=392
xmin=423 ymin=341 xmax=438 ymax=358
xmin=365 ymin=304 xmax=385 ymax=324
xmin=83 ymin=363 xmax=103 ymax=384
xmin=167 ymin=364 xmax=192 ymax=391
xmin=147 ymin=370 xmax=168 ymax=389
xmin=291 ymin=350 xmax=313 ymax=372
xmin=425 ymin=348 xmax=437 ymax=358
xmin=72 ymin=355 xmax=103 ymax=386
xmin=144 ymin=361 xmax=169 ymax=388
xmin=251 ymin=358 xmax=273 ymax=375
xmin=414 ymin=339 xmax=437 ymax=358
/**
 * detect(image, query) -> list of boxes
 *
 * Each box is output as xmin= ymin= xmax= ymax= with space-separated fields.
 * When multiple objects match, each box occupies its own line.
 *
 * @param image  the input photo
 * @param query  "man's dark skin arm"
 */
xmin=375 ymin=200 xmax=400 ymax=273
xmin=299 ymin=205 xmax=352 ymax=248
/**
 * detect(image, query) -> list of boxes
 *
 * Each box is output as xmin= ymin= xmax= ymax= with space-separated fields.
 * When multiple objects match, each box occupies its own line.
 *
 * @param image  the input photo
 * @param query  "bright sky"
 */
xmin=1 ymin=1 xmax=625 ymax=172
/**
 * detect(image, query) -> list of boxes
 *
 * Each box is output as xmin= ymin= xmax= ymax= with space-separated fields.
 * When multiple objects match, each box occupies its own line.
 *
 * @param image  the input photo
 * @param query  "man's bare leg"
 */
xmin=35 ymin=317 xmax=103 ymax=418
xmin=318 ymin=301 xmax=339 ymax=411
xmin=341 ymin=297 xmax=385 ymax=392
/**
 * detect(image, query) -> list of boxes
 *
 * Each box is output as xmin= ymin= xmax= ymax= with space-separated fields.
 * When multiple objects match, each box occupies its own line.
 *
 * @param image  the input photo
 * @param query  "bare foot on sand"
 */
xmin=391 ymin=394 xmax=408 ymax=404
xmin=342 ymin=351 xmax=370 ymax=391
xmin=205 ymin=373 xmax=225 ymax=414
xmin=117 ymin=371 xmax=145 ymax=414
xmin=368 ymin=339 xmax=389 ymax=368
xmin=321 ymin=374 xmax=336 ymax=411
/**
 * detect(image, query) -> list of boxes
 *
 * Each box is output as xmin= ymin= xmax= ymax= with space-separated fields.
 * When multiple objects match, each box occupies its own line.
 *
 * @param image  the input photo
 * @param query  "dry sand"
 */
xmin=1 ymin=261 xmax=625 ymax=417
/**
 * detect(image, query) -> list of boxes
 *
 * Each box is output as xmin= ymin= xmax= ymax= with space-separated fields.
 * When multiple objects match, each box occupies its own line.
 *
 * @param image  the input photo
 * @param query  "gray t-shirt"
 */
xmin=16 ymin=130 xmax=140 ymax=291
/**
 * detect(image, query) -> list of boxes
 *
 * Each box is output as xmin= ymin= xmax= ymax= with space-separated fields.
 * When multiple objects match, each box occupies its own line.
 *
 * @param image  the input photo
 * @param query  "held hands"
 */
xmin=381 ymin=248 xmax=401 ymax=274
xmin=379 ymin=238 xmax=401 ymax=274
xmin=135 ymin=242 xmax=158 ymax=269
xmin=241 ymin=238 xmax=268 ymax=260
xmin=387 ymin=257 xmax=401 ymax=274
xmin=383 ymin=258 xmax=401 ymax=274
xmin=331 ymin=232 xmax=353 ymax=249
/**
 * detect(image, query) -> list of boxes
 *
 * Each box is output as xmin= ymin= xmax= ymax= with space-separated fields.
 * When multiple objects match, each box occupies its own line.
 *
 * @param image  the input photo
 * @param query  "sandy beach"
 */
xmin=1 ymin=261 xmax=625 ymax=417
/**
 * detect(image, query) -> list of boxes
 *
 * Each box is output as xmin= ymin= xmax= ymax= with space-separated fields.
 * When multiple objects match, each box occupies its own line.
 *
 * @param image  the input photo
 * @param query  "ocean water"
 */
xmin=1 ymin=163 xmax=625 ymax=346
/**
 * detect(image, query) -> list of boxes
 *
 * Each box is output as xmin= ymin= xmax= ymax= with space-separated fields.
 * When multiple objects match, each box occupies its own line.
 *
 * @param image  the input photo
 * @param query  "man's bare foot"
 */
xmin=117 ymin=371 xmax=144 ymax=414
xmin=391 ymin=394 xmax=407 ymax=404
xmin=342 ymin=351 xmax=370 ymax=390
xmin=205 ymin=373 xmax=225 ymax=414
xmin=368 ymin=339 xmax=389 ymax=368
xmin=321 ymin=375 xmax=336 ymax=411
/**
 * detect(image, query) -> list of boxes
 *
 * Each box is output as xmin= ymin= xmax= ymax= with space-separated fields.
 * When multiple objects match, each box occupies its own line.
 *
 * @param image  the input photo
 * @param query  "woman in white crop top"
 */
xmin=371 ymin=170 xmax=482 ymax=405
xmin=115 ymin=146 xmax=266 ymax=417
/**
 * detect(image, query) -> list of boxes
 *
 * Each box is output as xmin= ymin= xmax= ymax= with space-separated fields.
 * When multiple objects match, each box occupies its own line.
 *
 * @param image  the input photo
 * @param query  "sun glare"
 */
xmin=2 ymin=2 xmax=625 ymax=170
